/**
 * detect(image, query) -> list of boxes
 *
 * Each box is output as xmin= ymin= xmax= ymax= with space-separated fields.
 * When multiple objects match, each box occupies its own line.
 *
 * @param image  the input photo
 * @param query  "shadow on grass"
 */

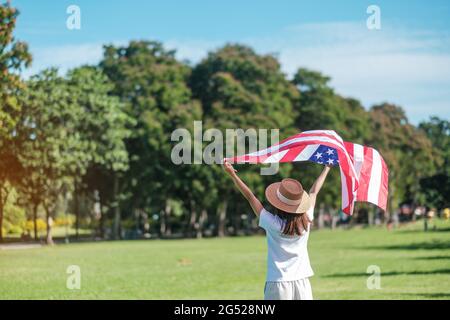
xmin=397 ymin=227 xmax=450 ymax=234
xmin=361 ymin=240 xmax=450 ymax=251
xmin=411 ymin=256 xmax=450 ymax=260
xmin=404 ymin=293 xmax=450 ymax=298
xmin=323 ymin=268 xmax=450 ymax=278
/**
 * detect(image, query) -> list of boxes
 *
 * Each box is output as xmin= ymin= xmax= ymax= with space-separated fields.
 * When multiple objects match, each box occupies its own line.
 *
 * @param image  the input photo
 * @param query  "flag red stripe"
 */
xmin=293 ymin=132 xmax=346 ymax=149
xmin=356 ymin=146 xmax=373 ymax=201
xmin=224 ymin=130 xmax=389 ymax=215
xmin=280 ymin=146 xmax=307 ymax=162
xmin=378 ymin=157 xmax=389 ymax=210
xmin=227 ymin=135 xmax=359 ymax=214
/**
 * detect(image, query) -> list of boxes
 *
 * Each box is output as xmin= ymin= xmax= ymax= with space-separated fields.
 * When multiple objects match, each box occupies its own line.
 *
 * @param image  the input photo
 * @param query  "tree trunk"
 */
xmin=217 ymin=200 xmax=227 ymax=237
xmin=112 ymin=175 xmax=121 ymax=240
xmin=233 ymin=209 xmax=240 ymax=236
xmin=368 ymin=206 xmax=375 ymax=226
xmin=386 ymin=183 xmax=395 ymax=227
xmin=331 ymin=208 xmax=338 ymax=230
xmin=0 ymin=185 xmax=11 ymax=242
xmin=317 ymin=203 xmax=325 ymax=229
xmin=74 ymin=180 xmax=80 ymax=239
xmin=159 ymin=209 xmax=166 ymax=238
xmin=165 ymin=211 xmax=172 ymax=237
xmin=98 ymin=195 xmax=105 ymax=239
xmin=33 ymin=203 xmax=38 ymax=241
xmin=188 ymin=200 xmax=197 ymax=238
xmin=196 ymin=209 xmax=207 ymax=239
xmin=0 ymin=190 xmax=3 ymax=242
xmin=161 ymin=200 xmax=172 ymax=237
xmin=45 ymin=206 xmax=54 ymax=246
xmin=246 ymin=211 xmax=253 ymax=235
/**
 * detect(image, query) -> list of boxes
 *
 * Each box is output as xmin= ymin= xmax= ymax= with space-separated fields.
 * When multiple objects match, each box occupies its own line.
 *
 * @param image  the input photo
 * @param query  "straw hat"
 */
xmin=265 ymin=178 xmax=311 ymax=214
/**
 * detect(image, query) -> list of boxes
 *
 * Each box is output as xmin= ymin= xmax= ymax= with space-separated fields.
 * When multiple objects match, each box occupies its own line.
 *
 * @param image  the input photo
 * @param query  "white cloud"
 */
xmin=23 ymin=43 xmax=104 ymax=78
xmin=250 ymin=22 xmax=450 ymax=123
xmin=22 ymin=39 xmax=217 ymax=77
xmin=22 ymin=22 xmax=450 ymax=123
xmin=164 ymin=39 xmax=221 ymax=64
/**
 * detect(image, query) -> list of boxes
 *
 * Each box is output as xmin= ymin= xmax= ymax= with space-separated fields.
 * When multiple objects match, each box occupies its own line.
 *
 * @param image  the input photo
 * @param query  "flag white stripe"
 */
xmin=340 ymin=165 xmax=349 ymax=207
xmin=353 ymin=143 xmax=364 ymax=179
xmin=246 ymin=133 xmax=346 ymax=157
xmin=285 ymin=135 xmax=347 ymax=151
xmin=287 ymin=136 xmax=356 ymax=177
xmin=262 ymin=149 xmax=289 ymax=163
xmin=293 ymin=145 xmax=319 ymax=161
xmin=226 ymin=130 xmax=390 ymax=215
xmin=305 ymin=130 xmax=344 ymax=143
xmin=367 ymin=149 xmax=382 ymax=204
xmin=259 ymin=135 xmax=358 ymax=183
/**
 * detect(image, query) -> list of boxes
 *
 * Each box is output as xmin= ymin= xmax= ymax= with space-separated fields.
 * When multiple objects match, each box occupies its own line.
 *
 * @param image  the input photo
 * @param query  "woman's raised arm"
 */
xmin=223 ymin=160 xmax=263 ymax=216
xmin=308 ymin=166 xmax=331 ymax=206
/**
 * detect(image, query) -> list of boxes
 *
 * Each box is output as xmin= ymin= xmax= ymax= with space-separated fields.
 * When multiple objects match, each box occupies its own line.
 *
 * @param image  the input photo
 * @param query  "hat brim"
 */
xmin=265 ymin=182 xmax=311 ymax=214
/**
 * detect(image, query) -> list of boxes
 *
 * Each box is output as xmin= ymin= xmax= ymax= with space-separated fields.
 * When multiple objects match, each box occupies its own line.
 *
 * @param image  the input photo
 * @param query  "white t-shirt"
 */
xmin=258 ymin=207 xmax=314 ymax=282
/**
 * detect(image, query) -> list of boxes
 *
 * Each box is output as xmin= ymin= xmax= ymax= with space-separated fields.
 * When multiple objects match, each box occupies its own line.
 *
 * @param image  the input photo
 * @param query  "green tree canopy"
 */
xmin=369 ymin=104 xmax=441 ymax=209
xmin=418 ymin=117 xmax=450 ymax=208
xmin=101 ymin=41 xmax=201 ymax=237
xmin=0 ymin=1 xmax=31 ymax=240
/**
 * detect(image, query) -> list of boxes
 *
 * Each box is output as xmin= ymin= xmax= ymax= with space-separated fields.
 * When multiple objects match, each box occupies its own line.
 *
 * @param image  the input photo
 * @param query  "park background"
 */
xmin=0 ymin=0 xmax=449 ymax=299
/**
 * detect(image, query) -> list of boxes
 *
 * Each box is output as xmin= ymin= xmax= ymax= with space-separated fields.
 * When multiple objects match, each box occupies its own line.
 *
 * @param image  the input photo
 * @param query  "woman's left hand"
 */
xmin=223 ymin=160 xmax=237 ymax=176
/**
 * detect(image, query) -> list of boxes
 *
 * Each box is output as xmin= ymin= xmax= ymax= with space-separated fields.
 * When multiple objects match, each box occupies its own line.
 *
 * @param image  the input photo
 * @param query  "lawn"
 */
xmin=0 ymin=220 xmax=449 ymax=300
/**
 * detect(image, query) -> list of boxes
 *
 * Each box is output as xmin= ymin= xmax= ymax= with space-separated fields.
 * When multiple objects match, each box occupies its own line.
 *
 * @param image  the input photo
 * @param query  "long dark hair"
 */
xmin=271 ymin=207 xmax=310 ymax=236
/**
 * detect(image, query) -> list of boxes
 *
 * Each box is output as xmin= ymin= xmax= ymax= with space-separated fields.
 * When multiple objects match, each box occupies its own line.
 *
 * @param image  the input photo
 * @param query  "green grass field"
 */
xmin=1 ymin=220 xmax=449 ymax=300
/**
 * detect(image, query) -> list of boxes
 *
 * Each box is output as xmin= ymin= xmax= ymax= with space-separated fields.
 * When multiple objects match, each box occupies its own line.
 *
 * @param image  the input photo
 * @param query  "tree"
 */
xmin=292 ymin=68 xmax=372 ymax=216
xmin=0 ymin=1 xmax=31 ymax=241
xmin=418 ymin=117 xmax=449 ymax=209
xmin=101 ymin=41 xmax=201 ymax=238
xmin=16 ymin=69 xmax=92 ymax=244
xmin=66 ymin=66 xmax=133 ymax=239
xmin=369 ymin=104 xmax=441 ymax=212
xmin=293 ymin=68 xmax=370 ymax=143
xmin=4 ymin=34 xmax=446 ymax=240
xmin=0 ymin=1 xmax=31 ymax=134
xmin=419 ymin=117 xmax=450 ymax=173
xmin=190 ymin=44 xmax=300 ymax=236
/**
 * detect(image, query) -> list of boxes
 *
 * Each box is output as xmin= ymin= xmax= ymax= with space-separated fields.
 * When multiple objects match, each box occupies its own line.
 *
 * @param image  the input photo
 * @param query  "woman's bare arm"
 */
xmin=308 ymin=166 xmax=331 ymax=207
xmin=223 ymin=161 xmax=263 ymax=216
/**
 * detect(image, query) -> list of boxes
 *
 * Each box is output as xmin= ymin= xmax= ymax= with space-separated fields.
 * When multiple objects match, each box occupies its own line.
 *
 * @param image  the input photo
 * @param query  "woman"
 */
xmin=223 ymin=160 xmax=331 ymax=300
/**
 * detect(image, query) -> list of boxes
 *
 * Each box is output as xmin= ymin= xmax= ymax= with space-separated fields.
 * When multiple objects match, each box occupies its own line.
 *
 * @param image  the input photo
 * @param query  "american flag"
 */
xmin=225 ymin=130 xmax=388 ymax=215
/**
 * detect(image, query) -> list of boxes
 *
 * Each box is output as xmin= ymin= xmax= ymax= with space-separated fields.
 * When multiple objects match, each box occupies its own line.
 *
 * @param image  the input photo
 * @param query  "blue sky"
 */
xmin=13 ymin=0 xmax=450 ymax=124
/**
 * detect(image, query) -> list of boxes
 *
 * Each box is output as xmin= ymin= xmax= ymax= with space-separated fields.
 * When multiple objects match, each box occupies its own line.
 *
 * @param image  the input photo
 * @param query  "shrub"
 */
xmin=1 ymin=220 xmax=23 ymax=235
xmin=23 ymin=219 xmax=47 ymax=233
xmin=7 ymin=225 xmax=23 ymax=234
xmin=54 ymin=214 xmax=75 ymax=227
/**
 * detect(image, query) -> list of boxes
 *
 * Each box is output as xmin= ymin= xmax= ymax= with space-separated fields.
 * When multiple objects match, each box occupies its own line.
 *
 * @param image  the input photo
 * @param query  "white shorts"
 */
xmin=264 ymin=278 xmax=313 ymax=300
